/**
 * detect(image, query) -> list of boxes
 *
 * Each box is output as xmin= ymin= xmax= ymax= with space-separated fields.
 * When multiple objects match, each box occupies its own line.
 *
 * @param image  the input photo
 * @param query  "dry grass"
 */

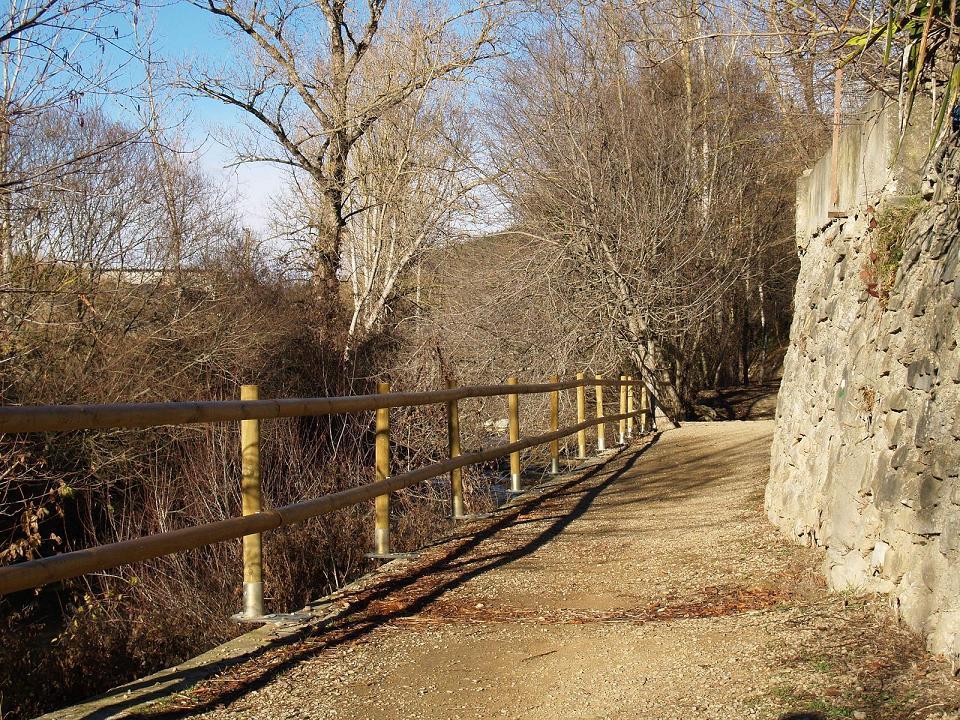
xmin=0 ymin=255 xmax=466 ymax=719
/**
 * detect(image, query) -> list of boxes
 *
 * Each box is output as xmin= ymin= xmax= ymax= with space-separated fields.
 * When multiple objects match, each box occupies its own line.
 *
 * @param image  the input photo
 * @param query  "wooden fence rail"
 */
xmin=0 ymin=374 xmax=655 ymax=617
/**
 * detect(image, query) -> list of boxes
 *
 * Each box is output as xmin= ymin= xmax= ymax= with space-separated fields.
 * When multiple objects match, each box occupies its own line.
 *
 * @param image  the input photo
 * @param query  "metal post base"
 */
xmin=365 ymin=551 xmax=420 ymax=560
xmin=374 ymin=527 xmax=390 ymax=557
xmin=242 ymin=580 xmax=263 ymax=619
xmin=231 ymin=610 xmax=313 ymax=625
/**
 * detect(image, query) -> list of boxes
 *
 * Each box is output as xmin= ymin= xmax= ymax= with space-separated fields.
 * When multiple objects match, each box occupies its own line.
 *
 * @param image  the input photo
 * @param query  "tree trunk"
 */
xmin=313 ymin=186 xmax=346 ymax=299
xmin=739 ymin=302 xmax=750 ymax=385
xmin=629 ymin=338 xmax=683 ymax=428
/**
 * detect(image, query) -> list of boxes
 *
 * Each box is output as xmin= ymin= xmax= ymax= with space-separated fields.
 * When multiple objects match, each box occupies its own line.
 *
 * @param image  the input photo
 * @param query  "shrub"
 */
xmin=861 ymin=197 xmax=925 ymax=306
xmin=0 ymin=254 xmax=454 ymax=719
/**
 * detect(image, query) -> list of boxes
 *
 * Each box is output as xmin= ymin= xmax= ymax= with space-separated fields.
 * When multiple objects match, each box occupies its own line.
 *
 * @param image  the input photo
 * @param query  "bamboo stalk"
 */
xmin=648 ymin=384 xmax=658 ymax=431
xmin=576 ymin=372 xmax=587 ymax=458
xmin=240 ymin=384 xmax=263 ymax=618
xmin=595 ymin=374 xmax=606 ymax=452
xmin=374 ymin=381 xmax=390 ymax=555
xmin=641 ymin=384 xmax=651 ymax=432
xmin=447 ymin=380 xmax=465 ymax=518
xmin=549 ymin=374 xmax=560 ymax=474
xmin=0 ymin=378 xmax=644 ymax=434
xmin=507 ymin=376 xmax=521 ymax=492
xmin=619 ymin=375 xmax=627 ymax=445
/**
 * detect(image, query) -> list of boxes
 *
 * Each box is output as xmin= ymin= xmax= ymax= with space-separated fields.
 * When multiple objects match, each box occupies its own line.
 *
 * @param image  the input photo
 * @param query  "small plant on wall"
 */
xmin=860 ymin=197 xmax=924 ymax=307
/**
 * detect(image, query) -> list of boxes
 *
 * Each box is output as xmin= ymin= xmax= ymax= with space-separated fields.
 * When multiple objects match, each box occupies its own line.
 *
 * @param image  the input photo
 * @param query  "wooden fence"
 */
xmin=0 ymin=374 xmax=654 ymax=618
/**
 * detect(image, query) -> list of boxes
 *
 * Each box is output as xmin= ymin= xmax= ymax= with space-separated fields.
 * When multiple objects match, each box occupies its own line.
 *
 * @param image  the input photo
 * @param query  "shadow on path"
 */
xmin=72 ymin=426 xmax=775 ymax=720
xmin=96 ymin=435 xmax=684 ymax=719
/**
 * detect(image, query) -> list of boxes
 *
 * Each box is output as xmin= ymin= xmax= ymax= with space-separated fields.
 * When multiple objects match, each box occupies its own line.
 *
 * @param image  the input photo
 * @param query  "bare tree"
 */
xmin=0 ymin=0 xmax=148 ymax=305
xmin=183 ymin=0 xmax=503 ymax=298
xmin=457 ymin=0 xmax=801 ymax=416
xmin=271 ymin=23 xmax=487 ymax=357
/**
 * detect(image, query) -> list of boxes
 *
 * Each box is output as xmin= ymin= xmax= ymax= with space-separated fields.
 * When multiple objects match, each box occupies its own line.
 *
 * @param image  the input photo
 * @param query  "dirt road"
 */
xmin=142 ymin=421 xmax=959 ymax=720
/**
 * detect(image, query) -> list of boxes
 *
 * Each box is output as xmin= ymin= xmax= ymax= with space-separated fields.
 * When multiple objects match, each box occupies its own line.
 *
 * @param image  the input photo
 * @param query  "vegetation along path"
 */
xmin=136 ymin=420 xmax=960 ymax=720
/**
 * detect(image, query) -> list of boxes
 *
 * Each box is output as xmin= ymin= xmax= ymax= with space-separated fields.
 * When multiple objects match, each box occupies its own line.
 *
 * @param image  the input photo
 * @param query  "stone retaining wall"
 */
xmin=767 ymin=95 xmax=960 ymax=660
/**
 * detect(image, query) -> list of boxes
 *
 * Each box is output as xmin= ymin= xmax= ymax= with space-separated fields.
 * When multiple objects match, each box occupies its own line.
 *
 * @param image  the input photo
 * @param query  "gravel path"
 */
xmin=144 ymin=421 xmax=960 ymax=720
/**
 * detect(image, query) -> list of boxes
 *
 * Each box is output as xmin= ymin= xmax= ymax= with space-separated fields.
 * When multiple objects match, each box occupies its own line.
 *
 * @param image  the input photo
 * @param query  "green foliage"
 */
xmin=811 ymin=658 xmax=835 ymax=673
xmin=804 ymin=698 xmax=855 ymax=718
xmin=844 ymin=0 xmax=960 ymax=150
xmin=860 ymin=197 xmax=925 ymax=305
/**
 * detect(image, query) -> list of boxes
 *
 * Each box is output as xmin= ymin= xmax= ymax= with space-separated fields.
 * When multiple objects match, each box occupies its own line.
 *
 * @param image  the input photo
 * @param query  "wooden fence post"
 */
xmin=626 ymin=376 xmax=634 ymax=440
xmin=595 ymin=374 xmax=605 ymax=452
xmin=240 ymin=384 xmax=263 ymax=619
xmin=507 ymin=376 xmax=521 ymax=492
xmin=447 ymin=380 xmax=465 ymax=518
xmin=576 ymin=372 xmax=587 ymax=458
xmin=549 ymin=374 xmax=560 ymax=474
xmin=374 ymin=381 xmax=391 ymax=555
xmin=619 ymin=375 xmax=627 ymax=445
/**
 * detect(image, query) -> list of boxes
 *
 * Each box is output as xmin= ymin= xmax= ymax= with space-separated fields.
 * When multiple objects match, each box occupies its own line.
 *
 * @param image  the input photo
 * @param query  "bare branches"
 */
xmin=417 ymin=0 xmax=803 ymax=415
xmin=184 ymin=0 xmax=506 ymax=295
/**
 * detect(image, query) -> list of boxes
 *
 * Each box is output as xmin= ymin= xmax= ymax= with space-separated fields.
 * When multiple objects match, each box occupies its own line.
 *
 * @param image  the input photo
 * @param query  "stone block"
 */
xmin=906 ymin=357 xmax=937 ymax=390
xmin=928 ymin=446 xmax=960 ymax=480
xmin=912 ymin=284 xmax=932 ymax=317
xmin=894 ymin=573 xmax=934 ymax=630
xmin=930 ymin=612 xmax=960 ymax=660
xmin=941 ymin=239 xmax=959 ymax=280
xmin=940 ymin=517 xmax=960 ymax=554
xmin=885 ymin=388 xmax=913 ymax=412
xmin=913 ymin=403 xmax=941 ymax=446
xmin=888 ymin=412 xmax=915 ymax=449
xmin=890 ymin=445 xmax=911 ymax=471
xmin=879 ymin=543 xmax=905 ymax=580
xmin=827 ymin=549 xmax=870 ymax=590
xmin=895 ymin=505 xmax=942 ymax=537
xmin=901 ymin=242 xmax=923 ymax=274
xmin=870 ymin=540 xmax=890 ymax=574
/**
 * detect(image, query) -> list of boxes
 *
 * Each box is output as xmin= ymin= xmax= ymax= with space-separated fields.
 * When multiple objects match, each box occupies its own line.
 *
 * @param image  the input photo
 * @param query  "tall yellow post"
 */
xmin=619 ymin=375 xmax=627 ymax=445
xmin=626 ymin=376 xmax=635 ymax=440
xmin=507 ymin=376 xmax=521 ymax=492
xmin=374 ymin=381 xmax=391 ymax=555
xmin=595 ymin=374 xmax=606 ymax=452
xmin=447 ymin=380 xmax=465 ymax=518
xmin=549 ymin=374 xmax=560 ymax=474
xmin=240 ymin=384 xmax=263 ymax=618
xmin=576 ymin=372 xmax=587 ymax=459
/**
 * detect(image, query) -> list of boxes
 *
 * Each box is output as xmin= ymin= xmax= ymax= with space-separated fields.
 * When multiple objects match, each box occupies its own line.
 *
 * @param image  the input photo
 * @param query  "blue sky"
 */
xmin=140 ymin=2 xmax=289 ymax=235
